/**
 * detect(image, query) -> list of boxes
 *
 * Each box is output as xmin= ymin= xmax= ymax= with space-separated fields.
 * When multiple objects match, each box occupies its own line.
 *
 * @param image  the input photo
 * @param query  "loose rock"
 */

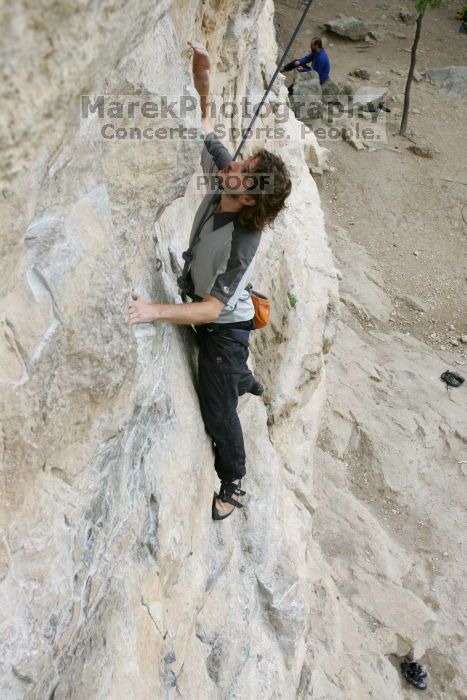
xmin=408 ymin=144 xmax=435 ymax=159
xmin=349 ymin=68 xmax=370 ymax=80
xmin=342 ymin=125 xmax=365 ymax=150
xmin=400 ymin=9 xmax=417 ymax=24
xmin=395 ymin=293 xmax=430 ymax=313
xmin=324 ymin=16 xmax=370 ymax=41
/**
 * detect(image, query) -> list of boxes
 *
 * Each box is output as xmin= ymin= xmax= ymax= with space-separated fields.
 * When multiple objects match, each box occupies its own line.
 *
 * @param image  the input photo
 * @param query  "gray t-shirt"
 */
xmin=188 ymin=131 xmax=261 ymax=324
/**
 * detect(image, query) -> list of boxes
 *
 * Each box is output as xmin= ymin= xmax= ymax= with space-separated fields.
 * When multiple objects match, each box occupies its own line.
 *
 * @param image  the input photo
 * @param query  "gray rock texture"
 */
xmin=400 ymin=9 xmax=418 ymax=24
xmin=350 ymin=68 xmax=371 ymax=80
xmin=0 ymin=0 xmax=337 ymax=697
xmin=2 ymin=0 xmax=465 ymax=698
xmin=324 ymin=16 xmax=370 ymax=41
xmin=290 ymin=70 xmax=323 ymax=121
xmin=427 ymin=66 xmax=467 ymax=97
xmin=316 ymin=225 xmax=467 ymax=698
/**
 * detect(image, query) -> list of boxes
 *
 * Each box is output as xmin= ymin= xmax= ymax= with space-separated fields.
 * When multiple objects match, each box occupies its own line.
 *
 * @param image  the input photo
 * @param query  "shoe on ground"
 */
xmin=401 ymin=661 xmax=428 ymax=690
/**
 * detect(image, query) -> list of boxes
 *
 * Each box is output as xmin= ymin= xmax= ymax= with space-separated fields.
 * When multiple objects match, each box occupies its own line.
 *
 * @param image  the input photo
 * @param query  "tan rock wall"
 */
xmin=0 ymin=1 xmax=337 ymax=697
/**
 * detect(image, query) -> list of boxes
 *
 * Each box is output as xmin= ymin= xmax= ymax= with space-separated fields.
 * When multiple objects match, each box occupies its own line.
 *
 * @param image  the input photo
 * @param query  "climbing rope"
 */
xmin=178 ymin=0 xmax=315 ymax=299
xmin=232 ymin=0 xmax=315 ymax=161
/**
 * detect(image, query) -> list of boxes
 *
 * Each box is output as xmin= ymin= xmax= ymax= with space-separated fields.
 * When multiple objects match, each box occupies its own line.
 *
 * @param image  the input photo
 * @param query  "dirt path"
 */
xmin=274 ymin=0 xmax=467 ymax=361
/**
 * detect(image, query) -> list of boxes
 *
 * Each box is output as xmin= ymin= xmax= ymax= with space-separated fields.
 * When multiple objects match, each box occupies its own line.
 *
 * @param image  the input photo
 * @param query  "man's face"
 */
xmin=310 ymin=41 xmax=319 ymax=51
xmin=217 ymin=154 xmax=260 ymax=198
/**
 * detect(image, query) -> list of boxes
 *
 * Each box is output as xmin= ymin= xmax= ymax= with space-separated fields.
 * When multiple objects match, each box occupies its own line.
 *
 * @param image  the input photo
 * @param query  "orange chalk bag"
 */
xmin=247 ymin=284 xmax=270 ymax=329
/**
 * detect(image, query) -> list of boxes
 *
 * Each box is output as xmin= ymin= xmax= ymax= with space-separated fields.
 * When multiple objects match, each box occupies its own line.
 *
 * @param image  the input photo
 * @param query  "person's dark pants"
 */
xmin=194 ymin=318 xmax=255 ymax=483
xmin=283 ymin=62 xmax=296 ymax=96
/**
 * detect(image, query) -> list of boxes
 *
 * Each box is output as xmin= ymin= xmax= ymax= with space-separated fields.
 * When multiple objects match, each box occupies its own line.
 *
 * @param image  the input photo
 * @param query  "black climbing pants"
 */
xmin=283 ymin=60 xmax=298 ymax=72
xmin=193 ymin=318 xmax=255 ymax=483
xmin=283 ymin=62 xmax=296 ymax=96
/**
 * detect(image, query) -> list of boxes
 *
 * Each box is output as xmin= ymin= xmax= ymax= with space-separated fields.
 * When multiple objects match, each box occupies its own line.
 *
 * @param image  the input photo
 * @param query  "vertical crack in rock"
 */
xmin=140 ymin=494 xmax=160 ymax=563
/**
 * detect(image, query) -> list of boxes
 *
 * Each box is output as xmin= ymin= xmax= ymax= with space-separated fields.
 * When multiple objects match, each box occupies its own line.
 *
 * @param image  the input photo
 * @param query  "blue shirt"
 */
xmin=296 ymin=48 xmax=330 ymax=84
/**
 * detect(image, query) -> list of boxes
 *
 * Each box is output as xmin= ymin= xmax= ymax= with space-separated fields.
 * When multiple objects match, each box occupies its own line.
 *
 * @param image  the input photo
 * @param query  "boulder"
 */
xmin=400 ymin=9 xmax=417 ymax=24
xmin=336 ymin=81 xmax=354 ymax=95
xmin=321 ymin=78 xmax=344 ymax=106
xmin=427 ymin=66 xmax=467 ymax=97
xmin=350 ymin=85 xmax=389 ymax=111
xmin=324 ymin=16 xmax=369 ymax=41
xmin=290 ymin=69 xmax=323 ymax=121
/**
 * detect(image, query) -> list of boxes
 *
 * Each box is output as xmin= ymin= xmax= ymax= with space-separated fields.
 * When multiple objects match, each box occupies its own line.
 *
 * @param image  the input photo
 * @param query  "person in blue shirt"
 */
xmin=281 ymin=37 xmax=330 ymax=95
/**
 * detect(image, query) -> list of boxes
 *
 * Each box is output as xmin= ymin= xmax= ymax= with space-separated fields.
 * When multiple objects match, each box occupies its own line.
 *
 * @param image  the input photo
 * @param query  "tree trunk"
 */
xmin=400 ymin=12 xmax=424 ymax=137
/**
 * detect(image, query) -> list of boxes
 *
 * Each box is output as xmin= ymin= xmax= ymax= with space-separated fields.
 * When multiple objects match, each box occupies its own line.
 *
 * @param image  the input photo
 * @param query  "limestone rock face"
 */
xmin=315 ymin=225 xmax=467 ymax=698
xmin=0 ymin=0 xmax=338 ymax=697
xmin=4 ymin=0 xmax=462 ymax=697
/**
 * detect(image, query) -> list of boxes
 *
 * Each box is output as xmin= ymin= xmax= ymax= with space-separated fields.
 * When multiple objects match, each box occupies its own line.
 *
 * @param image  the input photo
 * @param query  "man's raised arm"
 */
xmin=187 ymin=40 xmax=233 ymax=173
xmin=187 ymin=40 xmax=214 ymax=135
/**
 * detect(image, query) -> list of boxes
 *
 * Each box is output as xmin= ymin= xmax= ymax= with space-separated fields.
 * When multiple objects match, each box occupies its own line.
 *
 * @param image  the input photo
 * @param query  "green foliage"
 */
xmin=414 ymin=0 xmax=442 ymax=14
xmin=287 ymin=290 xmax=297 ymax=308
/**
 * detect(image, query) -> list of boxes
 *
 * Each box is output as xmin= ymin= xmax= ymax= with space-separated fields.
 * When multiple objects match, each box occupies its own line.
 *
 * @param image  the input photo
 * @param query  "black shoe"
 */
xmin=411 ymin=664 xmax=427 ymax=680
xmin=401 ymin=661 xmax=428 ymax=690
xmin=247 ymin=379 xmax=264 ymax=396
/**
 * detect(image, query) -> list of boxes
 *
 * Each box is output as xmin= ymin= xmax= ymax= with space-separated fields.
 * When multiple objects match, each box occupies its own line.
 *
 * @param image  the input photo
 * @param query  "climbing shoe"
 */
xmin=212 ymin=480 xmax=246 ymax=520
xmin=401 ymin=660 xmax=428 ymax=690
xmin=440 ymin=370 xmax=464 ymax=388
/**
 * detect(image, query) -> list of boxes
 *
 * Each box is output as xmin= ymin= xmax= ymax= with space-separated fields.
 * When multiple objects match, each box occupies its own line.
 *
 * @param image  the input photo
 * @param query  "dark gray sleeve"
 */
xmin=201 ymin=131 xmax=233 ymax=174
xmin=209 ymin=226 xmax=261 ymax=305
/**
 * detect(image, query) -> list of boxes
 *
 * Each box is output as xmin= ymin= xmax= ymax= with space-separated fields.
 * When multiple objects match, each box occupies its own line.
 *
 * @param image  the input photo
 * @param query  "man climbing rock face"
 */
xmin=129 ymin=40 xmax=291 ymax=520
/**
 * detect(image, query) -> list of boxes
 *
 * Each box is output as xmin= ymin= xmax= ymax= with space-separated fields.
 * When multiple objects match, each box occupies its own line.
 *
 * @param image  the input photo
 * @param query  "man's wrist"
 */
xmin=150 ymin=303 xmax=162 ymax=321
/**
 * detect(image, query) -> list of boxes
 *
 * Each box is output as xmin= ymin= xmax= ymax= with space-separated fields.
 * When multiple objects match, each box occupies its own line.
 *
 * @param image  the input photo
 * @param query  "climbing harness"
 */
xmin=177 ymin=192 xmax=221 ymax=302
xmin=177 ymin=0 xmax=316 ymax=302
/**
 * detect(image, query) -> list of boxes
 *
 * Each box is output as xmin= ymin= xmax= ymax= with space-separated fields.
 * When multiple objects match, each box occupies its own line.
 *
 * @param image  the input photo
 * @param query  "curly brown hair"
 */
xmin=237 ymin=148 xmax=292 ymax=232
